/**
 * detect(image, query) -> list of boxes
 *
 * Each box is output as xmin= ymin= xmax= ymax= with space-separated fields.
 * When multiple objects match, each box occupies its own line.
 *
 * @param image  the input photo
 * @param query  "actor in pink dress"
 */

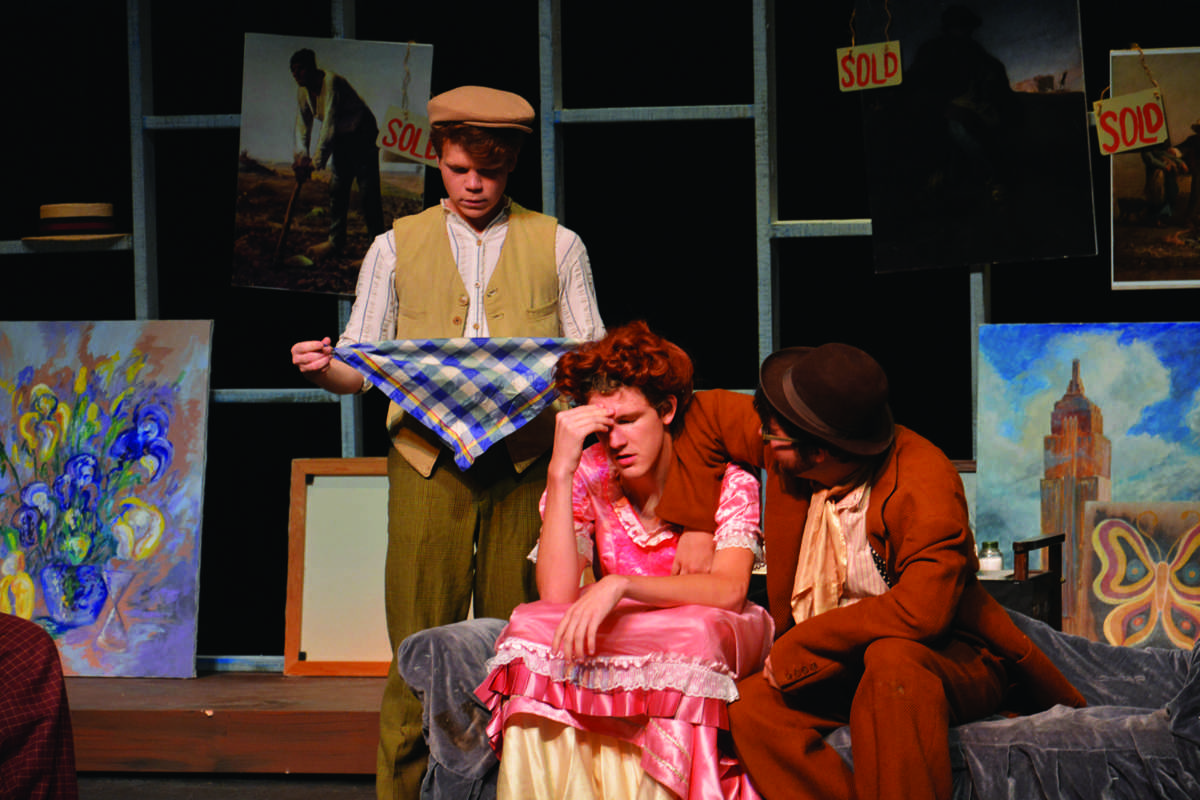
xmin=476 ymin=321 xmax=773 ymax=800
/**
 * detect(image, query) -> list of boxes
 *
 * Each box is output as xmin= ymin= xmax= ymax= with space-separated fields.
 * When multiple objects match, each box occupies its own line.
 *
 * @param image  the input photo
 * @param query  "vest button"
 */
xmin=458 ymin=295 xmax=469 ymax=306
xmin=452 ymin=316 xmax=463 ymax=325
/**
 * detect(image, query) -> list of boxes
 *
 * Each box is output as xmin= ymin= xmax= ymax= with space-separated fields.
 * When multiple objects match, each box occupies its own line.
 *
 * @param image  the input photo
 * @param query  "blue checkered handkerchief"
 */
xmin=335 ymin=338 xmax=578 ymax=469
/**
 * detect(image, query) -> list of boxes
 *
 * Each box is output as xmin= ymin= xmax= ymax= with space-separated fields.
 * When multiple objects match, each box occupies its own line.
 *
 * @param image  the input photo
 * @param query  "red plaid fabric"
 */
xmin=0 ymin=613 xmax=78 ymax=799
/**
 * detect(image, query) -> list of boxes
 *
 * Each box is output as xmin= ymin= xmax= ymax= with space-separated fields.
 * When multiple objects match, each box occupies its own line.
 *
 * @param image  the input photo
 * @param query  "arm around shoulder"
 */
xmin=659 ymin=390 xmax=765 ymax=532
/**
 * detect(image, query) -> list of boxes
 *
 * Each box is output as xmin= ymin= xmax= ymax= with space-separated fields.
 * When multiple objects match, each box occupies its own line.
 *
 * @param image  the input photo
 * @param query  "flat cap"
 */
xmin=427 ymin=86 xmax=534 ymax=133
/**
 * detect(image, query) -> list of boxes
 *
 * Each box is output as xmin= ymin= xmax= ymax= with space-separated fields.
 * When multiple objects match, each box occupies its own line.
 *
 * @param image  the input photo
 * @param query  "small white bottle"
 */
xmin=978 ymin=541 xmax=1003 ymax=572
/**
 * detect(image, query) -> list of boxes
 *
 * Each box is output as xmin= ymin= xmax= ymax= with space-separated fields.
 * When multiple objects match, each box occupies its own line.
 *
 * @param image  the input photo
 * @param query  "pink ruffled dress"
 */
xmin=476 ymin=445 xmax=774 ymax=799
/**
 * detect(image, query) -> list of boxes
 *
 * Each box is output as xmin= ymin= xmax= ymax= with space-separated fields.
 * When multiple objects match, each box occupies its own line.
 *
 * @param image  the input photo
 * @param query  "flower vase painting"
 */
xmin=0 ymin=321 xmax=212 ymax=676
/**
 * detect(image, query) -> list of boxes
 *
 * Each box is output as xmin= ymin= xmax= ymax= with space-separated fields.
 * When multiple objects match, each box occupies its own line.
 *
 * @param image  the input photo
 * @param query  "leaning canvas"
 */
xmin=0 ymin=320 xmax=213 ymax=676
xmin=976 ymin=322 xmax=1200 ymax=645
xmin=1079 ymin=501 xmax=1200 ymax=650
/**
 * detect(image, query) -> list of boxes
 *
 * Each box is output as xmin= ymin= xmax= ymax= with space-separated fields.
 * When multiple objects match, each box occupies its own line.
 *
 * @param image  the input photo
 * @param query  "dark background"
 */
xmin=4 ymin=1 xmax=1199 ymax=656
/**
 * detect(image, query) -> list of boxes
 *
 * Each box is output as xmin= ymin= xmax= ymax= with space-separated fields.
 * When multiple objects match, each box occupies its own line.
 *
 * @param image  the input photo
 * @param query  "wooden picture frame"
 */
xmin=285 ymin=457 xmax=392 ymax=676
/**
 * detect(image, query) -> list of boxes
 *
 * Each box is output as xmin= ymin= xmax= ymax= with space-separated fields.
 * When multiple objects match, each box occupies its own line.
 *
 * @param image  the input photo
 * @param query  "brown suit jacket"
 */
xmin=658 ymin=389 xmax=1084 ymax=712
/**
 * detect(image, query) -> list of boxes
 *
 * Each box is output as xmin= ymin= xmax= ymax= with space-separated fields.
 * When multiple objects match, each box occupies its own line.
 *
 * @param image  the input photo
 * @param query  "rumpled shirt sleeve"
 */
xmin=714 ymin=462 xmax=764 ymax=569
xmin=554 ymin=225 xmax=605 ymax=342
xmin=337 ymin=234 xmax=398 ymax=392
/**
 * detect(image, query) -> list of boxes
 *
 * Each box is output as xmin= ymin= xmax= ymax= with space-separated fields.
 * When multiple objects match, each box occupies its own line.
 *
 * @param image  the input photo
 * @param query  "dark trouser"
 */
xmin=730 ymin=635 xmax=1006 ymax=800
xmin=376 ymin=446 xmax=545 ymax=800
xmin=329 ymin=126 xmax=385 ymax=248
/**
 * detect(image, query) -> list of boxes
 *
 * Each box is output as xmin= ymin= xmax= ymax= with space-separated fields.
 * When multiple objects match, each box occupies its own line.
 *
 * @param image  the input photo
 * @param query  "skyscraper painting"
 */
xmin=977 ymin=322 xmax=1200 ymax=645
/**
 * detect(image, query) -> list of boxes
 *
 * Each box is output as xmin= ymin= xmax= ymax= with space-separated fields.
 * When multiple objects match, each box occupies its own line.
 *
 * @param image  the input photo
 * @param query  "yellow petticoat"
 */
xmin=498 ymin=716 xmax=676 ymax=800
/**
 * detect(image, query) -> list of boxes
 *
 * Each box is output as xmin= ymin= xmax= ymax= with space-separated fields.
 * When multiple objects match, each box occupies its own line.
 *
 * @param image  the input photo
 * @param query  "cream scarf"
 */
xmin=791 ymin=484 xmax=870 ymax=624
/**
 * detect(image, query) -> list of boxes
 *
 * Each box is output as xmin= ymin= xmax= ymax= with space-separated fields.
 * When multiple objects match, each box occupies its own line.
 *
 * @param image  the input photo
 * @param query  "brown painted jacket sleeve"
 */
xmin=659 ymin=389 xmax=767 ymax=533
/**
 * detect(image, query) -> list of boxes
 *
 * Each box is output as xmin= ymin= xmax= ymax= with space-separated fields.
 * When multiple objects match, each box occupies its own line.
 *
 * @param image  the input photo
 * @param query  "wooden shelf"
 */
xmin=0 ymin=237 xmax=131 ymax=255
xmin=66 ymin=672 xmax=384 ymax=774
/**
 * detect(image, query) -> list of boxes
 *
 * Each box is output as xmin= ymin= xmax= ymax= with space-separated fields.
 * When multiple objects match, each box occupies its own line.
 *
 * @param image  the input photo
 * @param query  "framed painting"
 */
xmin=854 ymin=0 xmax=1096 ymax=272
xmin=1109 ymin=47 xmax=1200 ymax=289
xmin=234 ymin=34 xmax=433 ymax=294
xmin=976 ymin=322 xmax=1200 ymax=639
xmin=285 ymin=457 xmax=391 ymax=676
xmin=0 ymin=320 xmax=212 ymax=676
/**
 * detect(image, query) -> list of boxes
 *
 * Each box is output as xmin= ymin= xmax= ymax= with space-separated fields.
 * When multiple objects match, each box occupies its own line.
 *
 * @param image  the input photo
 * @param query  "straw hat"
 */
xmin=23 ymin=203 xmax=127 ymax=242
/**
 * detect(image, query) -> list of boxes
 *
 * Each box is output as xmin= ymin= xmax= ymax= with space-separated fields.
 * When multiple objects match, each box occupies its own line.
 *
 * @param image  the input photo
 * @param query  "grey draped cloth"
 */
xmin=827 ymin=611 xmax=1200 ymax=800
xmin=399 ymin=611 xmax=1200 ymax=800
xmin=397 ymin=618 xmax=506 ymax=800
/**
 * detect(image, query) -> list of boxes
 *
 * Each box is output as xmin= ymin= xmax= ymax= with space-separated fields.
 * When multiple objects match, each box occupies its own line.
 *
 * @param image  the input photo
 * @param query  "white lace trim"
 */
xmin=487 ymin=637 xmax=742 ymax=702
xmin=611 ymin=492 xmax=678 ymax=548
xmin=714 ymin=525 xmax=766 ymax=570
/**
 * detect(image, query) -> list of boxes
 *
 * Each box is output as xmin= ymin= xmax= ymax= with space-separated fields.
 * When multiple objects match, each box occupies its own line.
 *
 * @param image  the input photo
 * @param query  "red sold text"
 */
xmin=837 ymin=43 xmax=902 ymax=92
xmin=381 ymin=119 xmax=437 ymax=161
xmin=1095 ymin=92 xmax=1168 ymax=155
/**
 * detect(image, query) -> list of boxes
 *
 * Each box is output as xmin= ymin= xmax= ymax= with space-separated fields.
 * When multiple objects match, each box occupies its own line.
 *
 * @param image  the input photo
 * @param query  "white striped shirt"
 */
xmin=833 ymin=484 xmax=890 ymax=605
xmin=338 ymin=199 xmax=606 ymax=357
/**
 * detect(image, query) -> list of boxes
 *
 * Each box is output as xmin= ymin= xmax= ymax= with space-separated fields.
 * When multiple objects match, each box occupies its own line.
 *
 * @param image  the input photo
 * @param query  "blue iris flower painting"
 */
xmin=976 ymin=322 xmax=1200 ymax=641
xmin=0 ymin=321 xmax=212 ymax=676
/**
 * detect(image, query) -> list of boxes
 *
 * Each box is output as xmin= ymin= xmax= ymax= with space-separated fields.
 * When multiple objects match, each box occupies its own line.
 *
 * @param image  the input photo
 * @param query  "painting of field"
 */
xmin=233 ymin=160 xmax=423 ymax=295
xmin=234 ymin=33 xmax=432 ymax=295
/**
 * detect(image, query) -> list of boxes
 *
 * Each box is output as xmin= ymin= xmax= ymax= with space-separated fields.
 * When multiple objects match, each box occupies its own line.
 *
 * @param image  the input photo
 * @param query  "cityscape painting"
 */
xmin=976 ymin=322 xmax=1200 ymax=645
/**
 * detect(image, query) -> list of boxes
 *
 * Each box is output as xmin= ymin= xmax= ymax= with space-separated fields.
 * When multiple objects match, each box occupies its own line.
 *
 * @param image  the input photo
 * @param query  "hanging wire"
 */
xmin=1132 ymin=43 xmax=1163 ymax=94
xmin=401 ymin=41 xmax=413 ymax=112
xmin=848 ymin=0 xmax=894 ymax=48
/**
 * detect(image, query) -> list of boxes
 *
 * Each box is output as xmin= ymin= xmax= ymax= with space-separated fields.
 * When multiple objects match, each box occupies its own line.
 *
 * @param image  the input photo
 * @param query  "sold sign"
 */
xmin=1093 ymin=89 xmax=1169 ymax=155
xmin=837 ymin=41 xmax=902 ymax=92
xmin=378 ymin=107 xmax=438 ymax=167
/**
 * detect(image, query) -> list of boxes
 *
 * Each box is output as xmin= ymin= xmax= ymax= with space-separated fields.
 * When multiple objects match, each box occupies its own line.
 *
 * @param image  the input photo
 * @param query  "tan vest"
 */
xmin=386 ymin=202 xmax=562 ymax=476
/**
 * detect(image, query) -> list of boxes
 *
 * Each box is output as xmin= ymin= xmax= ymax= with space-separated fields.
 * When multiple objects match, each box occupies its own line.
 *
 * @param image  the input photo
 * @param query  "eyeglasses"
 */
xmin=761 ymin=433 xmax=799 ymax=446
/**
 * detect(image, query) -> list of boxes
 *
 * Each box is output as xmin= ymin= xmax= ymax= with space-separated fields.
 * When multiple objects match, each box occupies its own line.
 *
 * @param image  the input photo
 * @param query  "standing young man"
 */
xmin=290 ymin=85 xmax=604 ymax=800
xmin=656 ymin=343 xmax=1085 ymax=800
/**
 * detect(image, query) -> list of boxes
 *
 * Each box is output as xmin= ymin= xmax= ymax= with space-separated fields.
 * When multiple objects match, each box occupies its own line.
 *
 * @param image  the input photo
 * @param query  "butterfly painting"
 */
xmin=1086 ymin=504 xmax=1200 ymax=650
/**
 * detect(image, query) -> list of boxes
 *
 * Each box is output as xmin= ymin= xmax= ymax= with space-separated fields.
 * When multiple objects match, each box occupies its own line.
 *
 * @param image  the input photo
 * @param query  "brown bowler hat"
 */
xmin=759 ymin=343 xmax=895 ymax=456
xmin=427 ymin=86 xmax=534 ymax=133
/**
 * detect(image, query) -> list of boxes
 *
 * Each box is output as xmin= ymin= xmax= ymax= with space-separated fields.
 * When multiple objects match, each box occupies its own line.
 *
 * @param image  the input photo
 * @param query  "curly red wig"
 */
xmin=555 ymin=321 xmax=694 ymax=432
